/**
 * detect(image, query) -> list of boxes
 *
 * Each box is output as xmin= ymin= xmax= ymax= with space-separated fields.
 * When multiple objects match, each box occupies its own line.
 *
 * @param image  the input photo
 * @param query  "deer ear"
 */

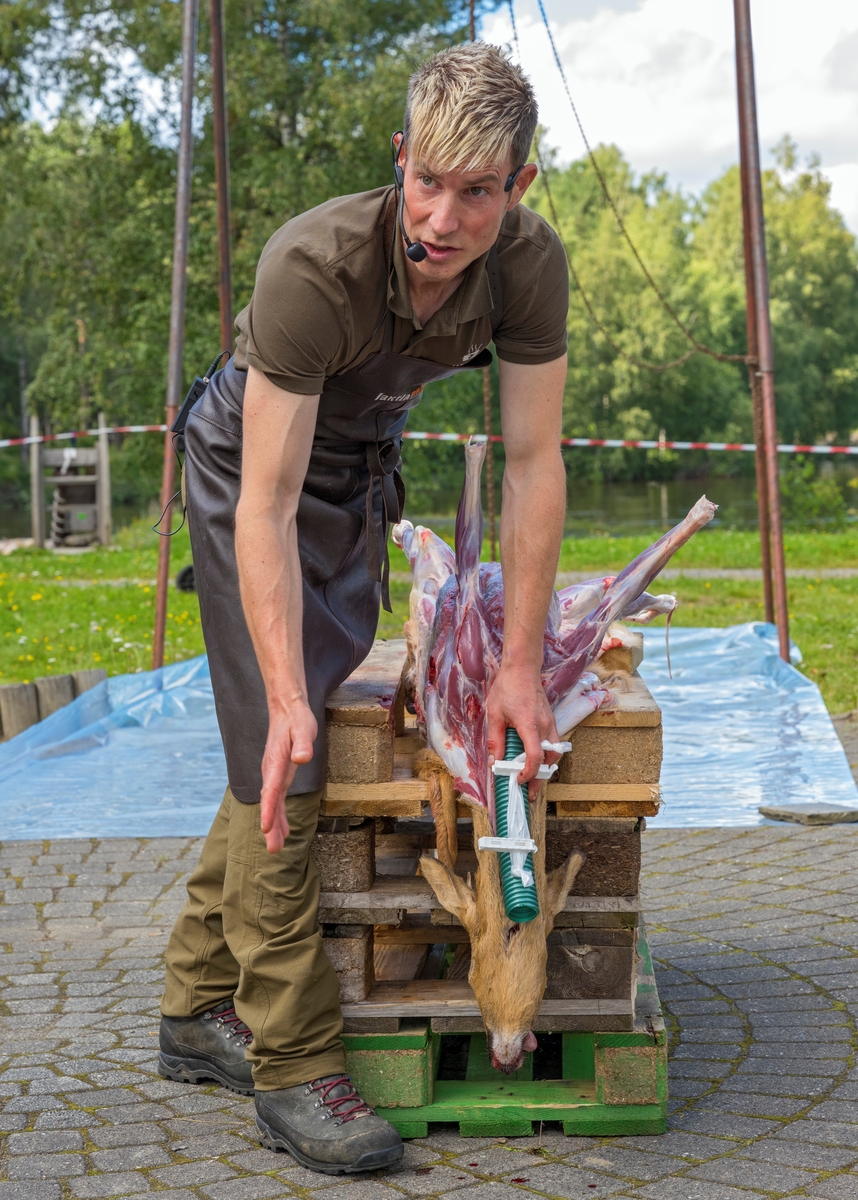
xmin=419 ymin=856 xmax=477 ymax=934
xmin=543 ymin=851 xmax=585 ymax=936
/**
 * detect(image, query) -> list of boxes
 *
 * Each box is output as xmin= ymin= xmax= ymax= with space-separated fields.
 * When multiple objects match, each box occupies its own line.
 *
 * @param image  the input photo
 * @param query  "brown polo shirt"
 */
xmin=233 ymin=186 xmax=568 ymax=394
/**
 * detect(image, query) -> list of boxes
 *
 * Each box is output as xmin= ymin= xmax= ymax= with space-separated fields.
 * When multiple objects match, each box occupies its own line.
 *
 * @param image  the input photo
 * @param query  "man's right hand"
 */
xmin=260 ymin=699 xmax=318 ymax=853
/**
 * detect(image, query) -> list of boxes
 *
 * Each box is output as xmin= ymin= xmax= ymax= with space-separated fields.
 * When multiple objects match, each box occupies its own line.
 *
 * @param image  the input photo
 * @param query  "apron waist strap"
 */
xmin=364 ymin=438 xmax=404 ymax=612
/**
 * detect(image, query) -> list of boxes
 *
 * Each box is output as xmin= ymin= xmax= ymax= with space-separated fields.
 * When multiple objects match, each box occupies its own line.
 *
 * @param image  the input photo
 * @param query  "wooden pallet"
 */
xmin=343 ymin=928 xmax=667 ymax=1137
xmin=323 ymin=636 xmax=666 ymax=1134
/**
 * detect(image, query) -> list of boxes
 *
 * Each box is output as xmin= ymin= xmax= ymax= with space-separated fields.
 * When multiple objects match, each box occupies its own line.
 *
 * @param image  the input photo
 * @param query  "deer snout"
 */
xmin=488 ymin=1029 xmax=538 ymax=1074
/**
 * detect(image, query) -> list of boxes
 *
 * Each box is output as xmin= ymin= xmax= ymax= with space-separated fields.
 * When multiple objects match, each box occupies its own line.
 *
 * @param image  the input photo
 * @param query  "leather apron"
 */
xmin=184 ymin=274 xmax=500 ymax=801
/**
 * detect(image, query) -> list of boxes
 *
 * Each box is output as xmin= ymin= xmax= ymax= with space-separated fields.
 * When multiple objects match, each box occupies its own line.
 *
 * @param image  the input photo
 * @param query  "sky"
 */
xmin=484 ymin=0 xmax=858 ymax=233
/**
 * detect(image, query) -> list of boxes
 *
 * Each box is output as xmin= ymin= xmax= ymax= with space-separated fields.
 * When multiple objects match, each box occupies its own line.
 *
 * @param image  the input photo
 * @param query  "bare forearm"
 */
xmin=235 ymin=501 xmax=306 ymax=708
xmin=499 ymin=450 xmax=566 ymax=669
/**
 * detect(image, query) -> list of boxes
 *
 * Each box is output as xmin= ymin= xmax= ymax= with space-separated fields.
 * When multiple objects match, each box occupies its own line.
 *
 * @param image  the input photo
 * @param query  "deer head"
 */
xmin=420 ymin=789 xmax=583 ymax=1074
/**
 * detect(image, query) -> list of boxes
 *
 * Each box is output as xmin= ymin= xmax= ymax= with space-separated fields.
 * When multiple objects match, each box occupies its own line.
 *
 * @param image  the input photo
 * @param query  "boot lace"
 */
xmin=307 ymin=1074 xmax=375 ymax=1124
xmin=206 ymin=1006 xmax=253 ymax=1046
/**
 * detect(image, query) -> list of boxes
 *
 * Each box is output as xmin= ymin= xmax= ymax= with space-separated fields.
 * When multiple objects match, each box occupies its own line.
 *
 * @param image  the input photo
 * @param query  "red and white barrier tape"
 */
xmin=0 ymin=425 xmax=168 ymax=450
xmin=2 ymin=424 xmax=857 ymax=456
xmin=404 ymin=432 xmax=858 ymax=455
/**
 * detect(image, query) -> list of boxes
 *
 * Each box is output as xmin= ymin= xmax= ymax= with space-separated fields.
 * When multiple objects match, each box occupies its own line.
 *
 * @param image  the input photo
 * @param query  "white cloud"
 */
xmin=486 ymin=0 xmax=858 ymax=231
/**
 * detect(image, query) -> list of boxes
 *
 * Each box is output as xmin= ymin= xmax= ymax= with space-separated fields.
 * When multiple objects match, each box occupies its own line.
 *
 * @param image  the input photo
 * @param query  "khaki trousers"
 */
xmin=161 ymin=787 xmax=346 ymax=1090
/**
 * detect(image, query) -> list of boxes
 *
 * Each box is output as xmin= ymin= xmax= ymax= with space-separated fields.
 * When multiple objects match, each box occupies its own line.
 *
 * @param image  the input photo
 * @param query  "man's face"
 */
xmin=397 ymin=138 xmax=537 ymax=283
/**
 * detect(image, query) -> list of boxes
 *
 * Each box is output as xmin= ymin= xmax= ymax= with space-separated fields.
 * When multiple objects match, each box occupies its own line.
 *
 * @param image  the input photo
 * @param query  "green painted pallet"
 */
xmin=343 ymin=928 xmax=667 ymax=1138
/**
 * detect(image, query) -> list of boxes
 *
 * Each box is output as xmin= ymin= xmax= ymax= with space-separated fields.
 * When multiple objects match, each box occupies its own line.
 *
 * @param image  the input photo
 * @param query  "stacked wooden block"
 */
xmin=0 ymin=668 xmax=107 ymax=741
xmin=314 ymin=636 xmax=661 ymax=1034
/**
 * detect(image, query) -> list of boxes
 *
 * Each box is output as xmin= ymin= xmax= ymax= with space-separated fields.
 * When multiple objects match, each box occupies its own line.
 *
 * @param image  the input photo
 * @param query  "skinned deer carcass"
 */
xmin=394 ymin=443 xmax=717 ymax=1073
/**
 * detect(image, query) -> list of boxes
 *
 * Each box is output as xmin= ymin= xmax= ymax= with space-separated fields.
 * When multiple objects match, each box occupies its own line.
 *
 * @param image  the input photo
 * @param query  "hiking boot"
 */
xmin=255 ymin=1074 xmax=403 ymax=1174
xmin=159 ymin=999 xmax=255 ymax=1095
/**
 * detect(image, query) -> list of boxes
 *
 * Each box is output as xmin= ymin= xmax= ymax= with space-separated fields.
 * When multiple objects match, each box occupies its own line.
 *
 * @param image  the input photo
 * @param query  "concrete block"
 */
xmin=34 ymin=675 xmax=74 ymax=720
xmin=559 ymin=725 xmax=663 ymax=785
xmin=0 ymin=682 xmax=39 ymax=740
xmin=311 ymin=819 xmax=375 ymax=892
xmin=323 ymin=924 xmax=374 ymax=1002
xmin=595 ymin=1043 xmax=665 ymax=1106
xmin=326 ymin=722 xmax=394 ymax=784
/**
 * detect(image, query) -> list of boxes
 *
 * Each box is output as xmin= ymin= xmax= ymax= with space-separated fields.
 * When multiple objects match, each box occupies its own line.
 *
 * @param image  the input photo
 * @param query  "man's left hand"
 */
xmin=486 ymin=661 xmax=560 ymax=790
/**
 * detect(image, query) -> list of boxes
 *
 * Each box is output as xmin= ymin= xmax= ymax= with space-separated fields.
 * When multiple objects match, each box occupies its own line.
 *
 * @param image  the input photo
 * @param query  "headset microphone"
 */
xmin=399 ymin=190 xmax=428 ymax=262
xmin=391 ymin=131 xmax=428 ymax=263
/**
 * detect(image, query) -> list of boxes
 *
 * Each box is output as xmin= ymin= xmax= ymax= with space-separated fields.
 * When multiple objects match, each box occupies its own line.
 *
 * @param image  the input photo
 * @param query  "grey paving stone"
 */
xmin=90 ymin=1144 xmax=173 ymax=1170
xmin=5 ymin=1153 xmax=87 ymax=1178
xmin=88 ymin=1122 xmax=169 ymax=1147
xmin=806 ymin=1174 xmax=858 ymax=1199
xmin=152 ymin=1161 xmax=238 ymax=1187
xmin=0 ymin=1184 xmax=62 ymax=1200
xmin=693 ymin=1091 xmax=809 ymax=1117
xmin=457 ymin=1166 xmax=628 ymax=1198
xmin=33 ymin=1110 xmax=105 ymax=1129
xmin=197 ymin=1181 xmax=293 ymax=1200
xmin=96 ymin=1101 xmax=173 ymax=1123
xmin=666 ymin=1112 xmax=780 ymax=1140
xmin=686 ymin=1156 xmax=818 ymax=1191
xmin=384 ymin=1164 xmax=488 ymax=1193
xmin=736 ymin=1139 xmax=858 ymax=1169
xmin=573 ymin=1146 xmax=686 ymax=1181
xmin=6 ymin=1130 xmax=84 ymax=1153
xmin=69 ymin=1173 xmax=152 ymax=1197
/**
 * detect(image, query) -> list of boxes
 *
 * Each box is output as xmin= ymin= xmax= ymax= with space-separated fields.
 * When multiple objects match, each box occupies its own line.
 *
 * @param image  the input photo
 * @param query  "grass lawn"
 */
xmin=2 ymin=520 xmax=857 ymax=714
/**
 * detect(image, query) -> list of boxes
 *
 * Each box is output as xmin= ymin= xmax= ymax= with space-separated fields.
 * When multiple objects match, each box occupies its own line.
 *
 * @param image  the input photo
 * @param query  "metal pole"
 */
xmin=738 ymin=148 xmax=774 ymax=622
xmin=153 ymin=0 xmax=199 ymax=670
xmin=733 ymin=0 xmax=789 ymax=661
xmin=29 ymin=414 xmax=44 ymax=548
xmin=209 ymin=0 xmax=233 ymax=352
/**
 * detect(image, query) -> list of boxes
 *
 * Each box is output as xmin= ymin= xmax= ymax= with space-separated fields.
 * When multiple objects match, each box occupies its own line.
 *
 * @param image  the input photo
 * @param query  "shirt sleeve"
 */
xmin=237 ymin=232 xmax=347 ymax=395
xmin=493 ymin=222 xmax=569 ymax=365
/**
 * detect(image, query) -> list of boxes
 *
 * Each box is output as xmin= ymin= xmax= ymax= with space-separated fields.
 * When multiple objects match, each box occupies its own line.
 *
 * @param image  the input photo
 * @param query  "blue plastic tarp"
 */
xmin=639 ymin=622 xmax=858 ymax=825
xmin=0 ymin=623 xmax=854 ymax=838
xmin=0 ymin=656 xmax=227 ymax=839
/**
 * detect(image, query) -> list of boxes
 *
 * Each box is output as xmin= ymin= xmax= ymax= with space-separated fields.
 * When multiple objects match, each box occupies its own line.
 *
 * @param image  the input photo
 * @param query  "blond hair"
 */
xmin=403 ymin=42 xmax=538 ymax=174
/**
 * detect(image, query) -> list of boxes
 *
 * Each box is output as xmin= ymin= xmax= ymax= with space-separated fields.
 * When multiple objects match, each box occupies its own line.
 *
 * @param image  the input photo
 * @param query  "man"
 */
xmin=158 ymin=40 xmax=568 ymax=1175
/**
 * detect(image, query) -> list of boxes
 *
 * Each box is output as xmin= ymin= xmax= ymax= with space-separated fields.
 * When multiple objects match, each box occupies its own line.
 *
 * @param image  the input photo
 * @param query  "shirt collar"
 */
xmin=387 ymin=211 xmax=495 ymax=334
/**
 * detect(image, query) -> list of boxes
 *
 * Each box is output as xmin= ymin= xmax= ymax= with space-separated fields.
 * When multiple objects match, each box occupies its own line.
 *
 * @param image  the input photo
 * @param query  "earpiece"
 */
xmin=391 ymin=131 xmax=427 ymax=262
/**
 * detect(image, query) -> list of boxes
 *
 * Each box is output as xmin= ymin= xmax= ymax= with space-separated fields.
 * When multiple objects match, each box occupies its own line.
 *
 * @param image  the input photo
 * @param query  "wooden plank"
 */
xmin=554 ymin=801 xmax=659 ymax=818
xmin=34 ymin=674 xmax=74 ymax=720
xmin=320 ymin=874 xmax=639 ymax=914
xmin=549 ymin=784 xmax=660 ymax=803
xmin=340 ymin=978 xmax=634 ymax=1020
xmin=578 ymin=672 xmax=660 ymax=728
xmin=322 ymin=782 xmax=426 ymax=818
xmin=0 ymin=682 xmax=39 ymax=740
xmin=374 ymin=943 xmax=431 ymax=981
xmin=374 ymin=926 xmax=470 ymax=945
xmin=71 ymin=667 xmax=107 ymax=697
xmin=325 ymin=639 xmax=408 ymax=727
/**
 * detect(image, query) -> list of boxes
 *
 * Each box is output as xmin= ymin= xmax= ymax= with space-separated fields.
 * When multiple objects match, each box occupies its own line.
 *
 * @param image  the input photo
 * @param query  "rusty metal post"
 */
xmin=734 ymin=0 xmax=789 ymax=661
xmin=210 ymin=0 xmax=233 ymax=351
xmin=153 ymin=0 xmax=199 ymax=670
xmin=738 ymin=150 xmax=774 ymax=623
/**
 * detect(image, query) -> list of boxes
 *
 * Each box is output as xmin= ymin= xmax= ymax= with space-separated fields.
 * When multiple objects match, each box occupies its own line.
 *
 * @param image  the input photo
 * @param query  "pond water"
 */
xmin=406 ymin=474 xmax=762 ymax=538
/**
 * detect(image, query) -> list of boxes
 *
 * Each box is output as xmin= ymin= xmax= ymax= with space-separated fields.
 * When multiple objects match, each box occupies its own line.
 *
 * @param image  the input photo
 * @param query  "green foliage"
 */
xmin=525 ymin=139 xmax=858 ymax=479
xmin=1 ymin=4 xmax=857 ymax=524
xmin=0 ymin=0 xmax=491 ymax=447
xmin=779 ymin=456 xmax=848 ymax=528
